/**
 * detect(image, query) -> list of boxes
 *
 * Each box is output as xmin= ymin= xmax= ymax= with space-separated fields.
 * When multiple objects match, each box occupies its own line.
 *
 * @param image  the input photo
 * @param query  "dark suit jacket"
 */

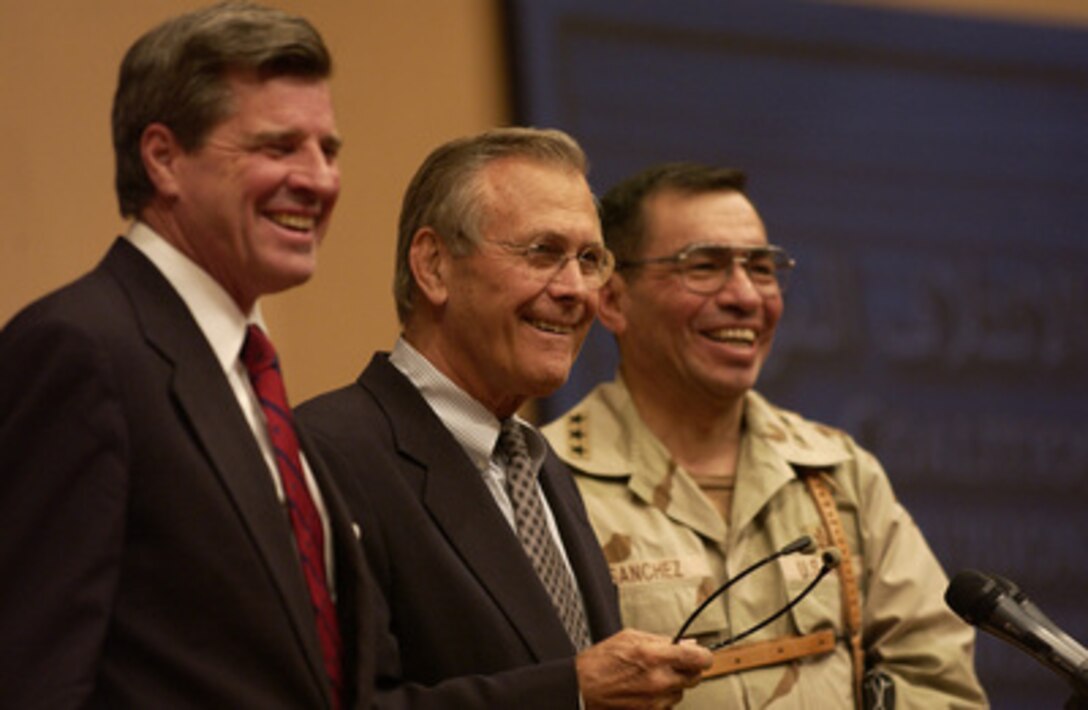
xmin=295 ymin=353 xmax=622 ymax=709
xmin=0 ymin=239 xmax=374 ymax=709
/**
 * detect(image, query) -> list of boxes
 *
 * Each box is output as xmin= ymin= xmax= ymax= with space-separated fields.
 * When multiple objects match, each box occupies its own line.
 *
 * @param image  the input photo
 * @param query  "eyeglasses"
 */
xmin=673 ymin=536 xmax=840 ymax=651
xmin=617 ymin=243 xmax=795 ymax=296
xmin=488 ymin=238 xmax=616 ymax=289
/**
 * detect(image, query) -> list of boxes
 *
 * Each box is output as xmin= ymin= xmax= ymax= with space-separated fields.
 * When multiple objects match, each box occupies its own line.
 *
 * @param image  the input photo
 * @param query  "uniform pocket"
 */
xmin=611 ymin=555 xmax=725 ymax=638
xmin=777 ymin=551 xmax=844 ymax=636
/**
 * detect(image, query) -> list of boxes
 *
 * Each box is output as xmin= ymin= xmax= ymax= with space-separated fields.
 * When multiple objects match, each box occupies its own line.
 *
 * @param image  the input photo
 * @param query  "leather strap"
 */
xmin=802 ymin=470 xmax=865 ymax=709
xmin=703 ymin=629 xmax=836 ymax=679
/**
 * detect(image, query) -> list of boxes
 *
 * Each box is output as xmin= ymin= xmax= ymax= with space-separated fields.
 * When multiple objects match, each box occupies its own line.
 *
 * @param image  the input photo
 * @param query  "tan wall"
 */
xmin=2 ymin=0 xmax=1086 ymax=402
xmin=0 ymin=0 xmax=509 ymax=402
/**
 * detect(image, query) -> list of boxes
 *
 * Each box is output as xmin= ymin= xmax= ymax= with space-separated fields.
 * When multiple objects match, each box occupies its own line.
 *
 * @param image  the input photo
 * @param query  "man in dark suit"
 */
xmin=0 ymin=4 xmax=372 ymax=708
xmin=297 ymin=127 xmax=711 ymax=709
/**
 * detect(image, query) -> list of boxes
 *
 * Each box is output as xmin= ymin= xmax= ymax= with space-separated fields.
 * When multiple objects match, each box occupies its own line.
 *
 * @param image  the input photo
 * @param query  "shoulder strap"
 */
xmin=800 ymin=468 xmax=864 ymax=709
xmin=703 ymin=629 xmax=836 ymax=679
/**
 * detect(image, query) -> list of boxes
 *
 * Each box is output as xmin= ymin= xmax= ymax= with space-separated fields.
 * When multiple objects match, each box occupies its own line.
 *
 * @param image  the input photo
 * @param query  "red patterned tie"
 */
xmin=242 ymin=325 xmax=343 ymax=708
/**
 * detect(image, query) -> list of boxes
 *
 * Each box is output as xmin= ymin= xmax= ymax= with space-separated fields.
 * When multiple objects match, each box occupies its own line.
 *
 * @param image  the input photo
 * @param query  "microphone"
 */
xmin=945 ymin=569 xmax=1088 ymax=698
xmin=990 ymin=573 xmax=1088 ymax=659
xmin=673 ymin=535 xmax=815 ymax=643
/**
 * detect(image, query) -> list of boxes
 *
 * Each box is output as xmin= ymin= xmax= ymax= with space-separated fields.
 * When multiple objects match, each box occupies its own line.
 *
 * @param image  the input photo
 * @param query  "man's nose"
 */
xmin=288 ymin=142 xmax=340 ymax=197
xmin=715 ymin=259 xmax=761 ymax=304
xmin=547 ymin=254 xmax=592 ymax=296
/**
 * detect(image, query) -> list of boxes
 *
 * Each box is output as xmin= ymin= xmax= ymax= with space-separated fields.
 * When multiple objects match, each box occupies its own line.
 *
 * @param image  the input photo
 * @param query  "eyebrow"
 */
xmin=322 ymin=133 xmax=344 ymax=154
xmin=524 ymin=229 xmax=605 ymax=247
xmin=249 ymin=129 xmax=343 ymax=154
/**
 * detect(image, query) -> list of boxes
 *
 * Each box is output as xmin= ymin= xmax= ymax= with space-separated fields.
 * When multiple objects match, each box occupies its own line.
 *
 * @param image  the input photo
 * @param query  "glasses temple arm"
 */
xmin=672 ymin=535 xmax=813 ymax=643
xmin=707 ymin=548 xmax=841 ymax=651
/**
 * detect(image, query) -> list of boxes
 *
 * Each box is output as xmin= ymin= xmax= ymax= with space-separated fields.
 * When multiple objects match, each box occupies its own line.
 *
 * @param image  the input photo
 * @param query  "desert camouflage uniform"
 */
xmin=542 ymin=378 xmax=986 ymax=709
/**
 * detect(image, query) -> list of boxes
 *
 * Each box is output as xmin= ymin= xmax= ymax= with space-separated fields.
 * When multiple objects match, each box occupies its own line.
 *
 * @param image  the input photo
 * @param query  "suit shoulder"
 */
xmin=296 ymin=382 xmax=392 ymax=455
xmin=1 ymin=272 xmax=141 ymax=383
xmin=4 ymin=265 xmax=126 ymax=333
xmin=298 ymin=383 xmax=377 ymax=422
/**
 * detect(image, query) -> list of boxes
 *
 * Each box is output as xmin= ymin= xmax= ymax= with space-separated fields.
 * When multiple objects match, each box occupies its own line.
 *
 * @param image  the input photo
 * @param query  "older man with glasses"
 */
xmin=542 ymin=162 xmax=987 ymax=708
xmin=296 ymin=129 xmax=711 ymax=709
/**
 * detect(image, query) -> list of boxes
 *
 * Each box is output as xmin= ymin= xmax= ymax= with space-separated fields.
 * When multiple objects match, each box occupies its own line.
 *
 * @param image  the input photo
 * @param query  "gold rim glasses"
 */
xmin=618 ymin=242 xmax=796 ymax=296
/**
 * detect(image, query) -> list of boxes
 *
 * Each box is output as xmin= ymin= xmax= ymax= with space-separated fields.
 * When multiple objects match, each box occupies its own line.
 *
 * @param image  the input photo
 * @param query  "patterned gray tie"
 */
xmin=498 ymin=418 xmax=592 ymax=650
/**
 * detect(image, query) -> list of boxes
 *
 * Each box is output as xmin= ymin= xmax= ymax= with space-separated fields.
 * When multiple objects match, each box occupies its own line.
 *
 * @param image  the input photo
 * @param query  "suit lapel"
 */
xmin=104 ymin=240 xmax=331 ymax=699
xmin=361 ymin=356 xmax=576 ymax=660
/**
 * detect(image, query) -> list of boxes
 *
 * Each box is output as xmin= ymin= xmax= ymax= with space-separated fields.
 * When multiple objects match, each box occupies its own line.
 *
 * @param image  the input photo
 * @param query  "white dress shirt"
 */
xmin=125 ymin=221 xmax=335 ymax=583
xmin=389 ymin=336 xmax=583 ymax=582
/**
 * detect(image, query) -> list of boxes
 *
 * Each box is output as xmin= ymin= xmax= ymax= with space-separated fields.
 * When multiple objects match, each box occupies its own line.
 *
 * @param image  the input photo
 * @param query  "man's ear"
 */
xmin=597 ymin=274 xmax=628 ymax=336
xmin=140 ymin=123 xmax=184 ymax=198
xmin=408 ymin=227 xmax=450 ymax=308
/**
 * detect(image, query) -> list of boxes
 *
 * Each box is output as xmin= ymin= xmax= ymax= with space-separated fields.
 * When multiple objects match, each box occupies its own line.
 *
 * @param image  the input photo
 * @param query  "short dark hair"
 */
xmin=112 ymin=1 xmax=332 ymax=217
xmin=394 ymin=126 xmax=589 ymax=323
xmin=599 ymin=162 xmax=747 ymax=263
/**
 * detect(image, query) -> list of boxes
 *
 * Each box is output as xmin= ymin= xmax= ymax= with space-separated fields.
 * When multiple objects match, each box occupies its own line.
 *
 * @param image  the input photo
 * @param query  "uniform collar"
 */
xmin=730 ymin=391 xmax=854 ymax=540
xmin=551 ymin=379 xmax=856 ymax=543
xmin=555 ymin=378 xmax=726 ymax=541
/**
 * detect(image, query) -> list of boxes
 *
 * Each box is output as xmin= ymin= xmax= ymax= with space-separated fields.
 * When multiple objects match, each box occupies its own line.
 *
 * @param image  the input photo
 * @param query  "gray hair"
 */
xmin=393 ymin=126 xmax=589 ymax=323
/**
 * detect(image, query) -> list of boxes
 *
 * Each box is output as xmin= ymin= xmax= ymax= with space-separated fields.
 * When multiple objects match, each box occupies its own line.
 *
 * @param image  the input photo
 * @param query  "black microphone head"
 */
xmin=782 ymin=535 xmax=816 ymax=556
xmin=821 ymin=548 xmax=842 ymax=569
xmin=947 ymin=570 xmax=1088 ymax=695
xmin=945 ymin=569 xmax=1001 ymax=626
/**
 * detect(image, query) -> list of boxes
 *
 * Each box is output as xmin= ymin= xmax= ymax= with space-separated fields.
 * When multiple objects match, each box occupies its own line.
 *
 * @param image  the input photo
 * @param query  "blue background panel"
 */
xmin=508 ymin=1 xmax=1088 ymax=706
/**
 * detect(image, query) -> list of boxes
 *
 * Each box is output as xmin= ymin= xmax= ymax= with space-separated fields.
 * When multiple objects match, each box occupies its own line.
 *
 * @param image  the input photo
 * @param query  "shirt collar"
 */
xmin=126 ymin=221 xmax=265 ymax=371
xmin=390 ymin=337 xmax=544 ymax=472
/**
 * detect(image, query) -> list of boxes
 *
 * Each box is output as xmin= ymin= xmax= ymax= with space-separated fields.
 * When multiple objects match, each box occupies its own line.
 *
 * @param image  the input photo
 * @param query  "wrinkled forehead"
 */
xmin=477 ymin=158 xmax=600 ymax=242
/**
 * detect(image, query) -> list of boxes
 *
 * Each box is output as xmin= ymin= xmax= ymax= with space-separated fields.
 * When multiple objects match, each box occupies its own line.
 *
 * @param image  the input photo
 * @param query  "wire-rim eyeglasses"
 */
xmin=486 ymin=238 xmax=616 ymax=289
xmin=672 ymin=535 xmax=840 ymax=651
xmin=617 ymin=242 xmax=796 ymax=296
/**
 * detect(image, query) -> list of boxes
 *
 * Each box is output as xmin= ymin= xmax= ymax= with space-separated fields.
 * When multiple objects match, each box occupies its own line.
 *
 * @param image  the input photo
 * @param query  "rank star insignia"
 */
xmin=568 ymin=411 xmax=588 ymax=458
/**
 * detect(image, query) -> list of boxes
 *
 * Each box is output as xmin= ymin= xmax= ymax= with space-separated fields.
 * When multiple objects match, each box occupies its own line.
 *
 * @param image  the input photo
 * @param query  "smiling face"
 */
xmin=419 ymin=157 xmax=602 ymax=417
xmin=604 ymin=188 xmax=783 ymax=412
xmin=144 ymin=72 xmax=341 ymax=311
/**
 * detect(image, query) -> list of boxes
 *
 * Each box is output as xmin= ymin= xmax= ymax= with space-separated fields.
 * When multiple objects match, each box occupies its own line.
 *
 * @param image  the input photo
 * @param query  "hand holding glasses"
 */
xmin=673 ymin=535 xmax=841 ymax=651
xmin=618 ymin=243 xmax=796 ymax=297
